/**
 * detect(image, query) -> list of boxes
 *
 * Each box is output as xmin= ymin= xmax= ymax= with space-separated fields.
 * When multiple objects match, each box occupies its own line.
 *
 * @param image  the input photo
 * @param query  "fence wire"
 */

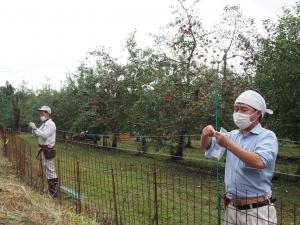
xmin=3 ymin=133 xmax=300 ymax=225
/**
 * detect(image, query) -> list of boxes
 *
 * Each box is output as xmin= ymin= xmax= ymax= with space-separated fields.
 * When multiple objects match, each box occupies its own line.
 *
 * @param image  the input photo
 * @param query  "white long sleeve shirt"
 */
xmin=33 ymin=118 xmax=56 ymax=147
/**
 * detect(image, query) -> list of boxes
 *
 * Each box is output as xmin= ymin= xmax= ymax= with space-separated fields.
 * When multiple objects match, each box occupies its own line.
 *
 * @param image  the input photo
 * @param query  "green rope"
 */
xmin=213 ymin=71 xmax=221 ymax=225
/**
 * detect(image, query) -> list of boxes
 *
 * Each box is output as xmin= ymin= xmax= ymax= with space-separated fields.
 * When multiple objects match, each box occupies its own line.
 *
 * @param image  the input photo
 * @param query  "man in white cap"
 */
xmin=29 ymin=105 xmax=58 ymax=197
xmin=200 ymin=90 xmax=278 ymax=225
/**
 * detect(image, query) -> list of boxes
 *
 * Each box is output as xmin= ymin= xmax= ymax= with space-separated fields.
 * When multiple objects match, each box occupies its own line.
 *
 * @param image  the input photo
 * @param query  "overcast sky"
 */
xmin=0 ymin=0 xmax=297 ymax=90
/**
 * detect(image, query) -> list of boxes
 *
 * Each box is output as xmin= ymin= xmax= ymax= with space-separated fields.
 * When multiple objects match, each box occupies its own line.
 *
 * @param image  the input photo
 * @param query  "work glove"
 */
xmin=28 ymin=122 xmax=37 ymax=130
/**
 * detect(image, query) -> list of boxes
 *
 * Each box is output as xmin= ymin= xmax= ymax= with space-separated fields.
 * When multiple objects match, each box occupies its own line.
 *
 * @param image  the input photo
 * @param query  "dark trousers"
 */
xmin=48 ymin=178 xmax=59 ymax=197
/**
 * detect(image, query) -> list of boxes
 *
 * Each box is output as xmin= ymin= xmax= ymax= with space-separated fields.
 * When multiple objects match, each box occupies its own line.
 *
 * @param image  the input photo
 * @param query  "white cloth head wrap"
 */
xmin=235 ymin=90 xmax=273 ymax=117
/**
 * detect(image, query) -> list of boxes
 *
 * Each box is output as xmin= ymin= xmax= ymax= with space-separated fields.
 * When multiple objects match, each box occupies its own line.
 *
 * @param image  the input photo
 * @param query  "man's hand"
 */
xmin=214 ymin=131 xmax=232 ymax=149
xmin=200 ymin=125 xmax=216 ymax=150
xmin=202 ymin=125 xmax=216 ymax=137
xmin=28 ymin=122 xmax=37 ymax=130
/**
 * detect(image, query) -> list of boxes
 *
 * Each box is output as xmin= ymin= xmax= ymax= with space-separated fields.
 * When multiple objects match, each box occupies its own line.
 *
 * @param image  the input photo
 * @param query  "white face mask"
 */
xmin=40 ymin=116 xmax=47 ymax=122
xmin=233 ymin=112 xmax=256 ymax=130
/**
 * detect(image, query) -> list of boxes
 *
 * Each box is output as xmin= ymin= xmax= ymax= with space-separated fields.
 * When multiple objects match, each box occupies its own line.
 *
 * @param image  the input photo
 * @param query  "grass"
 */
xmin=21 ymin=135 xmax=221 ymax=224
xmin=278 ymin=141 xmax=300 ymax=158
xmin=70 ymin=135 xmax=300 ymax=176
xmin=0 ymin=155 xmax=101 ymax=225
xmin=11 ymin=134 xmax=300 ymax=224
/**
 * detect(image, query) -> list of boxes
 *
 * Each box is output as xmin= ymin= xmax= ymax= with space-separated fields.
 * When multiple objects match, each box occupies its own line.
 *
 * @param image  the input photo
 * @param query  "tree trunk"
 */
xmin=13 ymin=108 xmax=20 ymax=131
xmin=296 ymin=160 xmax=300 ymax=175
xmin=172 ymin=134 xmax=184 ymax=160
xmin=140 ymin=137 xmax=147 ymax=153
xmin=102 ymin=135 xmax=108 ymax=146
xmin=112 ymin=133 xmax=118 ymax=148
xmin=185 ymin=136 xmax=192 ymax=148
xmin=155 ymin=138 xmax=162 ymax=152
xmin=63 ymin=131 xmax=66 ymax=140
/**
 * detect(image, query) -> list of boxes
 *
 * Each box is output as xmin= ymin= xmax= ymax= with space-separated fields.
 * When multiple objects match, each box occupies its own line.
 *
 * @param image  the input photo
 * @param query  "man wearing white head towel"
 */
xmin=201 ymin=90 xmax=278 ymax=225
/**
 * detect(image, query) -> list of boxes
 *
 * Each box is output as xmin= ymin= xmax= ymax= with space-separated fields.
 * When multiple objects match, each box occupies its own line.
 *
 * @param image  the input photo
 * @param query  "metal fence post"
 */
xmin=3 ymin=135 xmax=8 ymax=158
xmin=294 ymin=203 xmax=296 ymax=225
xmin=38 ymin=153 xmax=44 ymax=192
xmin=21 ymin=141 xmax=26 ymax=180
xmin=153 ymin=160 xmax=159 ymax=225
xmin=76 ymin=160 xmax=81 ymax=214
xmin=111 ymin=168 xmax=119 ymax=225
xmin=209 ymin=177 xmax=211 ymax=225
xmin=57 ymin=157 xmax=61 ymax=205
xmin=28 ymin=142 xmax=33 ymax=187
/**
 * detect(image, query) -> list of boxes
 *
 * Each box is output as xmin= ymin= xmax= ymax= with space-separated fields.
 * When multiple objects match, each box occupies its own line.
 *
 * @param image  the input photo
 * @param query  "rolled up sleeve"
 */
xmin=255 ymin=131 xmax=278 ymax=168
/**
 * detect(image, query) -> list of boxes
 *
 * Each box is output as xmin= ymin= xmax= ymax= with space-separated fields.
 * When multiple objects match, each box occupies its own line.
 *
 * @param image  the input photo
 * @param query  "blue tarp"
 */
xmin=60 ymin=185 xmax=86 ymax=200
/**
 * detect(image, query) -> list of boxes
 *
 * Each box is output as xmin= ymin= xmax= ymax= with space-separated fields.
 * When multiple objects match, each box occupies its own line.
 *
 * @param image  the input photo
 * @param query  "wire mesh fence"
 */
xmin=3 ymin=132 xmax=300 ymax=225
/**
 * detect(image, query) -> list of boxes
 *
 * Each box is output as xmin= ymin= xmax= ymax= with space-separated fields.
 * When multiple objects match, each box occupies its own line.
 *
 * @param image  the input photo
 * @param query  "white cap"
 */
xmin=37 ymin=105 xmax=51 ymax=114
xmin=235 ymin=90 xmax=273 ymax=117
